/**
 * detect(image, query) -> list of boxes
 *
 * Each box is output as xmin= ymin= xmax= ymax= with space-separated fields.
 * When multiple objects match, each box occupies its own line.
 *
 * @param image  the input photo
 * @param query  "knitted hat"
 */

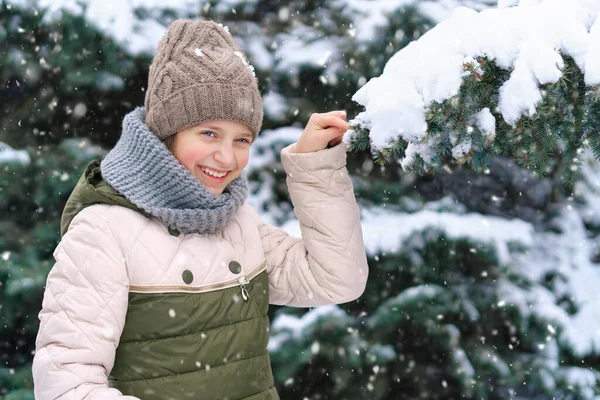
xmin=144 ymin=19 xmax=263 ymax=140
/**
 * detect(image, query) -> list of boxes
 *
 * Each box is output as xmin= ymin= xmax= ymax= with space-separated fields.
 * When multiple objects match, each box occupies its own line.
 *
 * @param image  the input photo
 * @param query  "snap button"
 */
xmin=228 ymin=261 xmax=242 ymax=274
xmin=182 ymin=270 xmax=194 ymax=284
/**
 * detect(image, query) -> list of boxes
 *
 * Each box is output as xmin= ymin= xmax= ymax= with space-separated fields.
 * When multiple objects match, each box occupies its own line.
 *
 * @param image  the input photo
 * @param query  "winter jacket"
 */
xmin=32 ymin=143 xmax=369 ymax=400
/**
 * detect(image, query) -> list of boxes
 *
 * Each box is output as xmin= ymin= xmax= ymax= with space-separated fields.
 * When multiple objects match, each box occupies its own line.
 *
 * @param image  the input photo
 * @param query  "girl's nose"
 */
xmin=215 ymin=144 xmax=235 ymax=167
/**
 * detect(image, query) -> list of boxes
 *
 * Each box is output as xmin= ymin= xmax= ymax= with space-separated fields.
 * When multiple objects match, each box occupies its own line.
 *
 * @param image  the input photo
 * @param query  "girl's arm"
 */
xmin=260 ymin=142 xmax=369 ymax=307
xmin=32 ymin=208 xmax=138 ymax=400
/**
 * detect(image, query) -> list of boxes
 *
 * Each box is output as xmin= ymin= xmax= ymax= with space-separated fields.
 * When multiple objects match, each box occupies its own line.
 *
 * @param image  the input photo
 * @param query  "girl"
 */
xmin=32 ymin=19 xmax=368 ymax=400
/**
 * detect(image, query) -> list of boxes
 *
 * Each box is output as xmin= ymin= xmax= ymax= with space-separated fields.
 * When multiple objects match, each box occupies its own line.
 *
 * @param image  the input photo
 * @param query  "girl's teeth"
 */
xmin=202 ymin=168 xmax=227 ymax=178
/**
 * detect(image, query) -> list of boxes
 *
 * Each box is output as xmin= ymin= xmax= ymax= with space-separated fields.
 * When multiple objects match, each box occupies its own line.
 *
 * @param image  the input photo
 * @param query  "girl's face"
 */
xmin=169 ymin=120 xmax=253 ymax=195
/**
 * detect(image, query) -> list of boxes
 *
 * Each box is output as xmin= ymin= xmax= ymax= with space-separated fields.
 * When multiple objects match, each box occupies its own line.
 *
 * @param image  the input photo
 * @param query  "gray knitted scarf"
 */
xmin=100 ymin=107 xmax=248 ymax=235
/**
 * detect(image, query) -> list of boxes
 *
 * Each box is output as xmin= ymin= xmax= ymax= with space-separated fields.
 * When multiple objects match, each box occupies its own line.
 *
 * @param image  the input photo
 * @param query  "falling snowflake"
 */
xmin=311 ymin=341 xmax=320 ymax=354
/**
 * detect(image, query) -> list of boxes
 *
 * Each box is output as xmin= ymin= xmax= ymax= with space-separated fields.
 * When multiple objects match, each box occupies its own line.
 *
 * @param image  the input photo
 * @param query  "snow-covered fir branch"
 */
xmin=351 ymin=0 xmax=600 ymax=173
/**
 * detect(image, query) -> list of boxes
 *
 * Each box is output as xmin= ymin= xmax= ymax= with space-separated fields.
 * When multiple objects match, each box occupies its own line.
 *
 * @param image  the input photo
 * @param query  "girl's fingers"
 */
xmin=315 ymin=114 xmax=348 ymax=131
xmin=322 ymin=110 xmax=347 ymax=121
xmin=327 ymin=137 xmax=343 ymax=148
xmin=327 ymin=110 xmax=346 ymax=118
xmin=319 ymin=126 xmax=345 ymax=143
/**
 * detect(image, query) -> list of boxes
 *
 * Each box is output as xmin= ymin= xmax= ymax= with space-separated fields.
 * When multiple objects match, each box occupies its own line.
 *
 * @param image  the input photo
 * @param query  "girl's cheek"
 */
xmin=179 ymin=149 xmax=201 ymax=169
xmin=237 ymin=150 xmax=250 ymax=169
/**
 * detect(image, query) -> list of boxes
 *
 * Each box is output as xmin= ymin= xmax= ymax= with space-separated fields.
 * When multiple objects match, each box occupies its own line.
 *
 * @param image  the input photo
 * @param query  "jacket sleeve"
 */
xmin=32 ymin=207 xmax=138 ymax=400
xmin=260 ymin=142 xmax=369 ymax=307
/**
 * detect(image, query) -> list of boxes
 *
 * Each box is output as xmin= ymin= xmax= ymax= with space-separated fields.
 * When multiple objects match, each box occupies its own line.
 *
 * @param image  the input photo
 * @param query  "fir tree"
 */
xmin=3 ymin=1 xmax=600 ymax=399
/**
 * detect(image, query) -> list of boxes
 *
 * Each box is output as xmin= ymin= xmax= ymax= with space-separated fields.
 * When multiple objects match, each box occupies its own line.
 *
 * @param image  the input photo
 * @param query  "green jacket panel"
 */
xmin=109 ymin=272 xmax=275 ymax=400
xmin=113 ymin=360 xmax=278 ymax=400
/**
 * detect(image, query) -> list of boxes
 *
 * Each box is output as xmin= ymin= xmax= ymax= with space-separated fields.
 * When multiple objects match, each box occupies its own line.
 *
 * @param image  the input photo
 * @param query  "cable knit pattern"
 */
xmin=100 ymin=107 xmax=248 ymax=234
xmin=144 ymin=19 xmax=263 ymax=139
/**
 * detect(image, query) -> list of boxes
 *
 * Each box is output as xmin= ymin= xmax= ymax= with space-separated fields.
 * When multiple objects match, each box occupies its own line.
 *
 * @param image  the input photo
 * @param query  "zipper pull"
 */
xmin=238 ymin=276 xmax=250 ymax=301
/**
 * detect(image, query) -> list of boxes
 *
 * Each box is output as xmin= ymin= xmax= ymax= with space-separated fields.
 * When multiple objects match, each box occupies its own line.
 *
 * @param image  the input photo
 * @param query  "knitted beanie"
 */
xmin=144 ymin=19 xmax=263 ymax=139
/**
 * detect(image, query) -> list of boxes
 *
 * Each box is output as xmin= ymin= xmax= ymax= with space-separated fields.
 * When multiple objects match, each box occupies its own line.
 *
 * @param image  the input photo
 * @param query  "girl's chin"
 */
xmin=206 ymin=186 xmax=224 ymax=195
xmin=196 ymin=179 xmax=224 ymax=195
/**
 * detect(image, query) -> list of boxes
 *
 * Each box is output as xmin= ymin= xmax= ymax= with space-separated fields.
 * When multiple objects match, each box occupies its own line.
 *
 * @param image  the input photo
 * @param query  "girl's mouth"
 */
xmin=198 ymin=166 xmax=231 ymax=183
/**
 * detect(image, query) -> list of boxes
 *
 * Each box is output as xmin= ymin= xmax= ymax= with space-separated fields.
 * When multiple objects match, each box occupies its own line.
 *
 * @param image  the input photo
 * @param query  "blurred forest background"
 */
xmin=2 ymin=0 xmax=600 ymax=399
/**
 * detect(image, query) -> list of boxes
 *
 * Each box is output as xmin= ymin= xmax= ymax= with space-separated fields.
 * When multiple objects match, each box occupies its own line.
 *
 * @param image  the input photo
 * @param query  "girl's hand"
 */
xmin=294 ymin=111 xmax=348 ymax=153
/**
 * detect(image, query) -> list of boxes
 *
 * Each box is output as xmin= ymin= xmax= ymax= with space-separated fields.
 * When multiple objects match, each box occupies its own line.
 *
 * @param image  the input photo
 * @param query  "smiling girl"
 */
xmin=165 ymin=120 xmax=253 ymax=195
xmin=32 ymin=19 xmax=368 ymax=400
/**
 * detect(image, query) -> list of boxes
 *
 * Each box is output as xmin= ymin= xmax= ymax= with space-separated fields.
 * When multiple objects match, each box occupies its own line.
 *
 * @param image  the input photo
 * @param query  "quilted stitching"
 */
xmin=262 ymin=144 xmax=368 ymax=307
xmin=33 ymin=209 xmax=133 ymax=399
xmin=282 ymin=143 xmax=348 ymax=196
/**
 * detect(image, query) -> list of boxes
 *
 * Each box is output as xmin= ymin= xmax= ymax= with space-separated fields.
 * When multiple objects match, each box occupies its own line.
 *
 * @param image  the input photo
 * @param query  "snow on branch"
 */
xmin=350 ymin=0 xmax=600 ymax=175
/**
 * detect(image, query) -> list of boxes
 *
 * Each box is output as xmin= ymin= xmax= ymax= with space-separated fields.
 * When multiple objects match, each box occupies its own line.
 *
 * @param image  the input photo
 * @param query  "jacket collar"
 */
xmin=60 ymin=160 xmax=148 ymax=237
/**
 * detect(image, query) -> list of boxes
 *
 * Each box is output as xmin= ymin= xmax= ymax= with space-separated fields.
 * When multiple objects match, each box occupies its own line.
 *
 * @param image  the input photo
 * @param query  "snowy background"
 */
xmin=2 ymin=0 xmax=600 ymax=398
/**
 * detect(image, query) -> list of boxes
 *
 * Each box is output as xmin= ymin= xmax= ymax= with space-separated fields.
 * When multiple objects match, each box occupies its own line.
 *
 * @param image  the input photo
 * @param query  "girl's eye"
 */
xmin=237 ymin=138 xmax=251 ymax=144
xmin=201 ymin=131 xmax=216 ymax=137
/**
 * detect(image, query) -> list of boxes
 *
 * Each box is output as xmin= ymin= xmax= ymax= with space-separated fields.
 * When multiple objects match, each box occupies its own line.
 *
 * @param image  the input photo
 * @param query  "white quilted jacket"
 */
xmin=32 ymin=143 xmax=369 ymax=399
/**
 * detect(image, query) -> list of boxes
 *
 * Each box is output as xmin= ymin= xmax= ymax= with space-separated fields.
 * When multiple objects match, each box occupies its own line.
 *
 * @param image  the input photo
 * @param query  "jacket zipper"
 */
xmin=129 ymin=260 xmax=267 ymax=294
xmin=239 ymin=276 xmax=250 ymax=301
